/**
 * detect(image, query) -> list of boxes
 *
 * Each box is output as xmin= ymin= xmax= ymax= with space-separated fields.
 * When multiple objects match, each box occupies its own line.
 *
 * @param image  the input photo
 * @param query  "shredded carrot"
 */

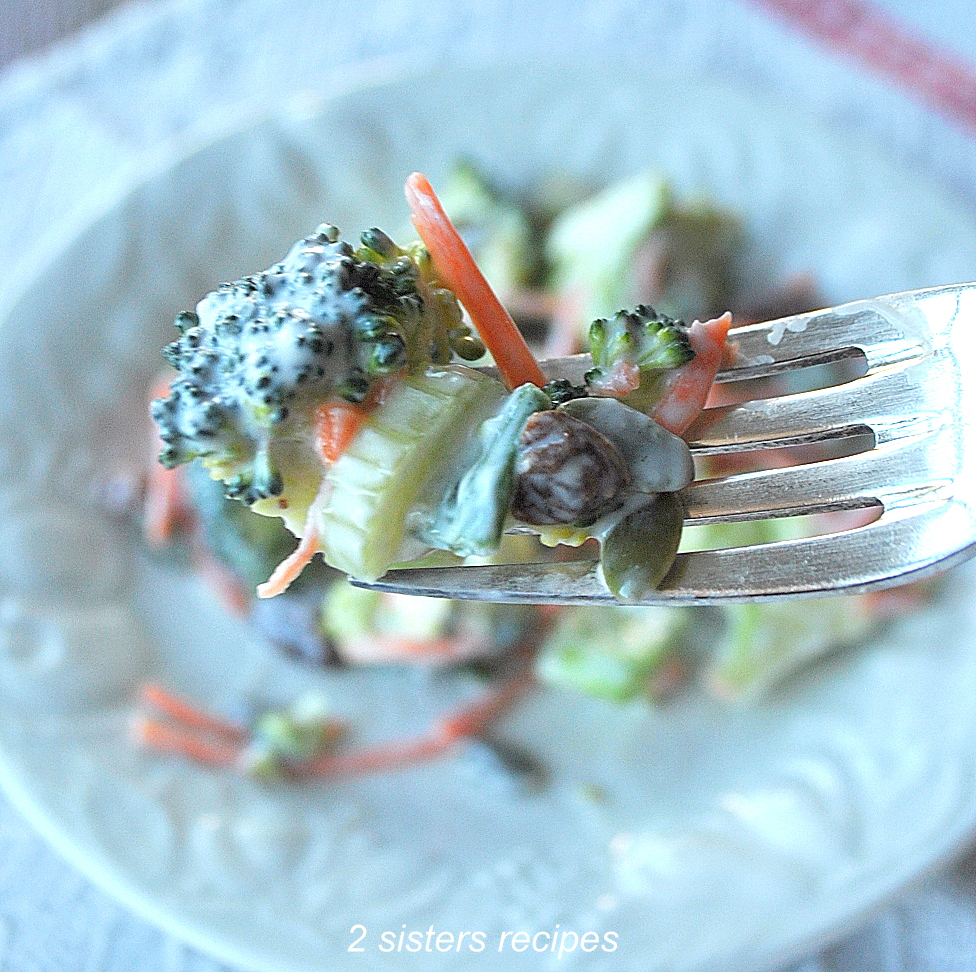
xmin=294 ymin=667 xmax=535 ymax=779
xmin=256 ymin=523 xmax=321 ymax=599
xmin=652 ymin=312 xmax=733 ymax=435
xmin=143 ymin=463 xmax=190 ymax=546
xmin=438 ymin=668 xmax=535 ymax=741
xmin=340 ymin=634 xmax=483 ymax=664
xmin=257 ymin=398 xmax=365 ymax=600
xmin=135 ymin=622 xmax=548 ymax=783
xmin=257 ymin=436 xmax=340 ymax=599
xmin=133 ymin=716 xmax=242 ymax=768
xmin=404 ymin=172 xmax=545 ymax=391
xmin=314 ymin=399 xmax=369 ymax=465
xmin=292 ymin=734 xmax=451 ymax=778
xmin=140 ymin=683 xmax=249 ymax=743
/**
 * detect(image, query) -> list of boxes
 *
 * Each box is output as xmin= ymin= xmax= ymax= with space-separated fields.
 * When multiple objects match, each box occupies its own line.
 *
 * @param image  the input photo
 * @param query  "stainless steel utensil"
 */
xmin=355 ymin=283 xmax=976 ymax=604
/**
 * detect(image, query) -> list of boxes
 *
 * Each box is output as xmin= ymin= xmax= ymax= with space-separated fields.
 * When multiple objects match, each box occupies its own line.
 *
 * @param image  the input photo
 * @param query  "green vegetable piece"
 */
xmin=588 ymin=304 xmax=693 ymax=374
xmin=599 ymin=492 xmax=685 ymax=600
xmin=425 ymin=383 xmax=550 ymax=558
xmin=584 ymin=305 xmax=695 ymax=414
xmin=182 ymin=462 xmax=303 ymax=589
xmin=320 ymin=581 xmax=384 ymax=645
xmin=545 ymin=169 xmax=742 ymax=325
xmin=546 ymin=170 xmax=672 ymax=324
xmin=319 ymin=366 xmax=506 ymax=581
xmin=537 ymin=605 xmax=688 ymax=701
xmin=253 ymin=692 xmax=344 ymax=760
xmin=678 ymin=510 xmax=812 ymax=553
xmin=707 ymin=596 xmax=879 ymax=699
xmin=321 ymin=577 xmax=454 ymax=645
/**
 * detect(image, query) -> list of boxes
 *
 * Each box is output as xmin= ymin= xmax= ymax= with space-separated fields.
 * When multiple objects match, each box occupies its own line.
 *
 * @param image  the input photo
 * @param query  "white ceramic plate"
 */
xmin=2 ymin=61 xmax=976 ymax=972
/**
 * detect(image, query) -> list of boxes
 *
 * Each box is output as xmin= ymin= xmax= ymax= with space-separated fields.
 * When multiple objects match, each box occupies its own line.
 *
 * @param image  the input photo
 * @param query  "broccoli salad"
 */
xmin=151 ymin=172 xmax=730 ymax=602
xmin=135 ymin=164 xmax=928 ymax=781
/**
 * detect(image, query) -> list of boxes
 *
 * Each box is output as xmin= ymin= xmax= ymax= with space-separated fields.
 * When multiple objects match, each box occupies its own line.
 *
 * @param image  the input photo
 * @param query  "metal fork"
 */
xmin=354 ymin=282 xmax=976 ymax=604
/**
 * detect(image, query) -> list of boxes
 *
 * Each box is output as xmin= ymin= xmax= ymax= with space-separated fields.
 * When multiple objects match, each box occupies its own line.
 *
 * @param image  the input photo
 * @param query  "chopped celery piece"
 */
xmin=322 ymin=579 xmax=454 ymax=644
xmin=546 ymin=169 xmax=742 ymax=325
xmin=320 ymin=582 xmax=384 ymax=645
xmin=317 ymin=366 xmax=505 ymax=581
xmin=546 ymin=171 xmax=671 ymax=323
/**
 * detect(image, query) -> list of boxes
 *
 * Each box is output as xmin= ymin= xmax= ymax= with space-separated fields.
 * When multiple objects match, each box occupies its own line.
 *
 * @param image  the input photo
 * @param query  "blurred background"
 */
xmin=1 ymin=0 xmax=974 ymax=70
xmin=1 ymin=0 xmax=122 ymax=67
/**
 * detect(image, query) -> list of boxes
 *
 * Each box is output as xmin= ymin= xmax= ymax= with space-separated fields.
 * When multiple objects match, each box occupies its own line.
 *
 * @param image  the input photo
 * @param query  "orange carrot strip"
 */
xmin=257 ymin=462 xmax=336 ymax=599
xmin=255 ymin=523 xmax=320 ymax=599
xmin=340 ymin=634 xmax=483 ymax=664
xmin=438 ymin=668 xmax=535 ymax=741
xmin=652 ymin=312 xmax=733 ymax=435
xmin=140 ymin=683 xmax=249 ymax=743
xmin=292 ymin=734 xmax=455 ymax=779
xmin=143 ymin=461 xmax=190 ymax=546
xmin=256 ymin=396 xmax=364 ymax=601
xmin=294 ymin=648 xmax=539 ymax=779
xmin=314 ymin=399 xmax=369 ymax=465
xmin=134 ymin=716 xmax=242 ymax=768
xmin=404 ymin=171 xmax=545 ymax=390
xmin=292 ymin=676 xmax=531 ymax=779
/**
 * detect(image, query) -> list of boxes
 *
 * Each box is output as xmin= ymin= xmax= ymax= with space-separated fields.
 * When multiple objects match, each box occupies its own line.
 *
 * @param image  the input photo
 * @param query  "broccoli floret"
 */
xmin=586 ymin=305 xmax=693 ymax=386
xmin=541 ymin=378 xmax=589 ymax=407
xmin=151 ymin=223 xmax=485 ymax=517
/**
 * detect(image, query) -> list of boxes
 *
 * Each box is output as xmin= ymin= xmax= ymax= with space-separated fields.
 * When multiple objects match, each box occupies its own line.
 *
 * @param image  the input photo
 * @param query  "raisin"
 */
xmin=511 ymin=410 xmax=629 ymax=526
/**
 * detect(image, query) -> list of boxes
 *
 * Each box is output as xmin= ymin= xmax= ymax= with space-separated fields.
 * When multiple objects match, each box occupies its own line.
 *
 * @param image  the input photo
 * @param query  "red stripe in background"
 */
xmin=750 ymin=0 xmax=976 ymax=130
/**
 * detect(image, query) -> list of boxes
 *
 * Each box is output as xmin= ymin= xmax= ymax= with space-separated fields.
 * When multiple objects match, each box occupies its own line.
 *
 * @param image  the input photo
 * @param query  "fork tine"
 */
xmin=683 ymin=430 xmax=949 ymax=522
xmin=361 ymin=284 xmax=976 ymax=605
xmin=717 ymin=294 xmax=930 ymax=378
xmin=659 ymin=500 xmax=967 ymax=600
xmin=357 ymin=500 xmax=968 ymax=604
xmin=686 ymin=356 xmax=941 ymax=452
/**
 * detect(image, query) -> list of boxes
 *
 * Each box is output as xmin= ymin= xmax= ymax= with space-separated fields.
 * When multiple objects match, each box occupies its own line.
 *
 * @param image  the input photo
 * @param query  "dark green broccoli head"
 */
xmin=151 ymin=223 xmax=485 ymax=508
xmin=587 ymin=305 xmax=694 ymax=377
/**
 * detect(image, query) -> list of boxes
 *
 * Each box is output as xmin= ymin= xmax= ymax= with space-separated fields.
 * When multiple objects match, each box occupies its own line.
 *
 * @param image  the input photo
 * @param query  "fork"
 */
xmin=353 ymin=282 xmax=976 ymax=605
